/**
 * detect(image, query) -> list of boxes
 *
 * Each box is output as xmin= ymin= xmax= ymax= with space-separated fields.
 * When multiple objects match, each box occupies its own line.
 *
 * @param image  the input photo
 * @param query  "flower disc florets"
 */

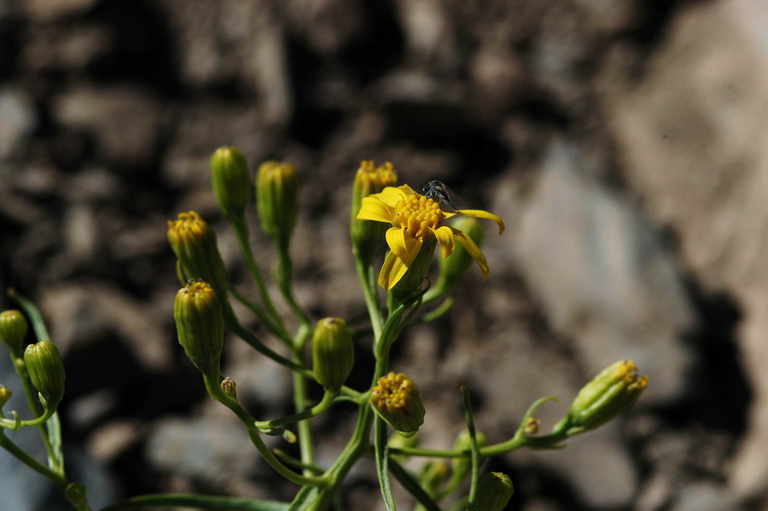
xmin=392 ymin=195 xmax=443 ymax=239
xmin=167 ymin=211 xmax=209 ymax=246
xmin=371 ymin=372 xmax=425 ymax=434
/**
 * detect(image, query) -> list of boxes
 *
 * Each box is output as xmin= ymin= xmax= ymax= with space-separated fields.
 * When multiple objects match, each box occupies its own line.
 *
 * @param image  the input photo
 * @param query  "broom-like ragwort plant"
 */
xmin=0 ymin=148 xmax=648 ymax=511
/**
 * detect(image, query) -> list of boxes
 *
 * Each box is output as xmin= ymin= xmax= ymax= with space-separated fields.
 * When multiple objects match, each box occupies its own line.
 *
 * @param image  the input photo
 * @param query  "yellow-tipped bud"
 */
xmin=167 ymin=211 xmax=229 ymax=294
xmin=0 ymin=309 xmax=28 ymax=356
xmin=563 ymin=360 xmax=648 ymax=435
xmin=256 ymin=161 xmax=298 ymax=250
xmin=210 ymin=146 xmax=252 ymax=219
xmin=434 ymin=217 xmax=484 ymax=295
xmin=0 ymin=385 xmax=11 ymax=408
xmin=312 ymin=318 xmax=354 ymax=392
xmin=23 ymin=341 xmax=65 ymax=409
xmin=451 ymin=430 xmax=488 ymax=481
xmin=473 ymin=472 xmax=514 ymax=511
xmin=350 ymin=161 xmax=398 ymax=264
xmin=173 ymin=281 xmax=225 ymax=378
xmin=371 ymin=372 xmax=425 ymax=436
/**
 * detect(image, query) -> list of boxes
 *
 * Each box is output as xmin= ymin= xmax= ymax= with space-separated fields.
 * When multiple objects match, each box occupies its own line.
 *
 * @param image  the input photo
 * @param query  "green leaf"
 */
xmin=374 ymin=415 xmax=397 ymax=511
xmin=388 ymin=459 xmax=443 ymax=511
xmin=461 ymin=387 xmax=480 ymax=510
xmin=99 ymin=493 xmax=289 ymax=511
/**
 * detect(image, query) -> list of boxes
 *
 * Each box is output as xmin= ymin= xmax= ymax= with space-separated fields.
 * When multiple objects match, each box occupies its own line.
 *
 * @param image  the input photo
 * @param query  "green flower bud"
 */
xmin=167 ymin=211 xmax=229 ymax=294
xmin=0 ymin=385 xmax=11 ymax=408
xmin=564 ymin=360 xmax=648 ymax=435
xmin=451 ymin=430 xmax=488 ymax=481
xmin=434 ymin=217 xmax=484 ymax=295
xmin=312 ymin=317 xmax=354 ymax=392
xmin=389 ymin=235 xmax=437 ymax=304
xmin=350 ymin=161 xmax=398 ymax=264
xmin=473 ymin=472 xmax=514 ymax=511
xmin=256 ymin=161 xmax=298 ymax=250
xmin=371 ymin=372 xmax=425 ymax=436
xmin=210 ymin=146 xmax=252 ymax=219
xmin=23 ymin=341 xmax=65 ymax=409
xmin=0 ymin=309 xmax=28 ymax=356
xmin=173 ymin=281 xmax=225 ymax=378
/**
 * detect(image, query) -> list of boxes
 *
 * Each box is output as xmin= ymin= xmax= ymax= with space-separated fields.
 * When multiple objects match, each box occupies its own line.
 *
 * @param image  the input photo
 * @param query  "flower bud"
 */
xmin=420 ymin=461 xmax=450 ymax=495
xmin=312 ymin=318 xmax=354 ymax=392
xmin=256 ymin=161 xmax=298 ymax=250
xmin=0 ymin=309 xmax=28 ymax=356
xmin=167 ymin=211 xmax=229 ymax=294
xmin=388 ymin=235 xmax=437 ymax=303
xmin=0 ymin=385 xmax=11 ymax=408
xmin=173 ymin=281 xmax=225 ymax=378
xmin=371 ymin=372 xmax=425 ymax=436
xmin=210 ymin=146 xmax=252 ymax=219
xmin=473 ymin=472 xmax=514 ymax=511
xmin=565 ymin=360 xmax=648 ymax=434
xmin=221 ymin=377 xmax=237 ymax=400
xmin=23 ymin=341 xmax=65 ymax=409
xmin=350 ymin=161 xmax=398 ymax=264
xmin=451 ymin=430 xmax=488 ymax=481
xmin=434 ymin=217 xmax=484 ymax=295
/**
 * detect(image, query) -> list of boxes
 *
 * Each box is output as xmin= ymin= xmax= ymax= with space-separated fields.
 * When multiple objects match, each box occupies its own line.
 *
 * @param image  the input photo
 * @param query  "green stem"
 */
xmin=289 ymin=325 xmax=314 ymax=476
xmin=229 ymin=288 xmax=292 ymax=346
xmin=202 ymin=374 xmax=326 ymax=487
xmin=230 ymin=217 xmax=288 ymax=337
xmin=255 ymin=389 xmax=337 ymax=432
xmin=354 ymin=256 xmax=383 ymax=341
xmin=272 ymin=449 xmax=325 ymax=474
xmin=0 ymin=402 xmax=55 ymax=429
xmin=276 ymin=246 xmax=311 ymax=329
xmin=0 ymin=429 xmax=66 ymax=486
xmin=99 ymin=493 xmax=289 ymax=511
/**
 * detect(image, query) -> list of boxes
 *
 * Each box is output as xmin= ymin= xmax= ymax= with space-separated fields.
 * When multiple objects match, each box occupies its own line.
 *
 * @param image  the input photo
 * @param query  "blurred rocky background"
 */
xmin=0 ymin=0 xmax=765 ymax=509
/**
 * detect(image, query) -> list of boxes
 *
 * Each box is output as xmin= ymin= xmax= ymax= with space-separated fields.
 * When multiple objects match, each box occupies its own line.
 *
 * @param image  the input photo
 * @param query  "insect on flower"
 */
xmin=420 ymin=180 xmax=458 ymax=212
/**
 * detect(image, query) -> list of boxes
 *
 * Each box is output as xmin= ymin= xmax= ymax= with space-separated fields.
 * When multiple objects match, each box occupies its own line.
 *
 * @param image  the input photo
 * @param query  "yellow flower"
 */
xmin=356 ymin=184 xmax=504 ymax=289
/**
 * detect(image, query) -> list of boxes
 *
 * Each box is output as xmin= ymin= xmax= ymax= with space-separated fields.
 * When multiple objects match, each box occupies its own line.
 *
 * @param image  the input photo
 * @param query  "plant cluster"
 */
xmin=0 ymin=148 xmax=648 ymax=510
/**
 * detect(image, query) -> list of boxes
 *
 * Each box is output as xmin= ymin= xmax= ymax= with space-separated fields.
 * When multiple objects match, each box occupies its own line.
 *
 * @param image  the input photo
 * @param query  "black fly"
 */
xmin=421 ymin=180 xmax=457 ymax=211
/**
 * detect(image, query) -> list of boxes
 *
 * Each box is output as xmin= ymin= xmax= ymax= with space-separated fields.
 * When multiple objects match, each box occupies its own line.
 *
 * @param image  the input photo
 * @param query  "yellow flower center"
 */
xmin=167 ymin=211 xmax=209 ymax=245
xmin=392 ymin=195 xmax=444 ymax=238
xmin=371 ymin=372 xmax=416 ymax=412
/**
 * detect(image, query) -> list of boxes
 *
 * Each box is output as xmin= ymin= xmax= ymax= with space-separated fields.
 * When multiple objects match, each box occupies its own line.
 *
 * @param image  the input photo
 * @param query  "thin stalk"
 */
xmin=202 ymin=374 xmax=327 ymax=487
xmin=230 ymin=217 xmax=287 ymax=337
xmin=354 ymin=256 xmax=383 ymax=340
xmin=0 ymin=429 xmax=66 ymax=486
xmin=276 ymin=246 xmax=311 ymax=329
xmin=256 ymin=389 xmax=336 ymax=431
xmin=229 ymin=288 xmax=292 ymax=346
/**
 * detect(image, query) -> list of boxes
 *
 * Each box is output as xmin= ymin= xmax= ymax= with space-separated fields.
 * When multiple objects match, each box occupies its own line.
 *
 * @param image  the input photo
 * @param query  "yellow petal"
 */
xmin=357 ymin=196 xmax=394 ymax=224
xmin=432 ymin=226 xmax=455 ymax=258
xmin=385 ymin=227 xmax=422 ymax=265
xmin=376 ymin=186 xmax=409 ymax=208
xmin=455 ymin=209 xmax=505 ymax=234
xmin=452 ymin=227 xmax=489 ymax=277
xmin=378 ymin=251 xmax=410 ymax=289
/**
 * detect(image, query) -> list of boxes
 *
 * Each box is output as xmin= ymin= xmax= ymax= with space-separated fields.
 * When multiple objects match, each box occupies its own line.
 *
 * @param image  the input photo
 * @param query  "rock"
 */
xmin=395 ymin=0 xmax=457 ymax=70
xmin=602 ymin=0 xmax=768 ymax=496
xmin=146 ymin=417 xmax=255 ymax=486
xmin=22 ymin=0 xmax=95 ymax=21
xmin=0 ymin=88 xmax=35 ymax=159
xmin=512 ymin=140 xmax=695 ymax=405
xmin=523 ymin=425 xmax=638 ymax=508
xmin=54 ymin=87 xmax=164 ymax=166
xmin=669 ymin=483 xmax=741 ymax=511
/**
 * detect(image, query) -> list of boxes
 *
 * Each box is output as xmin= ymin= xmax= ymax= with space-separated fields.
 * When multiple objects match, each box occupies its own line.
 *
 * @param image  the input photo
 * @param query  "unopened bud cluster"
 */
xmin=210 ymin=146 xmax=251 ymax=219
xmin=24 ymin=340 xmax=66 ymax=409
xmin=173 ymin=280 xmax=225 ymax=378
xmin=350 ymin=160 xmax=398 ymax=264
xmin=563 ymin=360 xmax=648 ymax=434
xmin=167 ymin=212 xmax=229 ymax=293
xmin=312 ymin=318 xmax=354 ymax=392
xmin=0 ymin=309 xmax=28 ymax=356
xmin=257 ymin=161 xmax=298 ymax=250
